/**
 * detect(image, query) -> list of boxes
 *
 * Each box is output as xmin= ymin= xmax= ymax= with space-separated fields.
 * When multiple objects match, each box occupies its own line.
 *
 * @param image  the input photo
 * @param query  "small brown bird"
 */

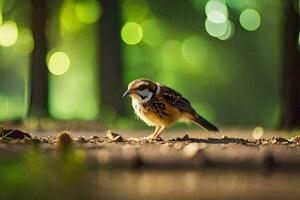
xmin=123 ymin=78 xmax=218 ymax=139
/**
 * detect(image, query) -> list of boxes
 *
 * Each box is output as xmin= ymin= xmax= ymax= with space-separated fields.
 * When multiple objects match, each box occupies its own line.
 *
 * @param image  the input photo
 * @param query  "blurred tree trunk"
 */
xmin=98 ymin=0 xmax=124 ymax=115
xmin=280 ymin=0 xmax=300 ymax=129
xmin=29 ymin=0 xmax=49 ymax=117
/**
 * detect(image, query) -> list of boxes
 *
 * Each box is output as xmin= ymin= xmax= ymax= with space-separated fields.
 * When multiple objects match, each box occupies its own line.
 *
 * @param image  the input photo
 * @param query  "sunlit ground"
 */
xmin=1 ymin=121 xmax=300 ymax=200
xmin=1 ymin=118 xmax=296 ymax=138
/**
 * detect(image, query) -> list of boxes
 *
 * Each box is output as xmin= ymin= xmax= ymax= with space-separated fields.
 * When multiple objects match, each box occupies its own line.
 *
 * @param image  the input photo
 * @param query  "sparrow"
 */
xmin=123 ymin=78 xmax=218 ymax=139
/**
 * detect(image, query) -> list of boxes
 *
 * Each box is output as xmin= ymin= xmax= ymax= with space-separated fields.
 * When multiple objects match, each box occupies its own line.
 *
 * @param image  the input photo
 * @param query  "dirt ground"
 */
xmin=1 ymin=127 xmax=300 ymax=170
xmin=1 ymin=127 xmax=300 ymax=200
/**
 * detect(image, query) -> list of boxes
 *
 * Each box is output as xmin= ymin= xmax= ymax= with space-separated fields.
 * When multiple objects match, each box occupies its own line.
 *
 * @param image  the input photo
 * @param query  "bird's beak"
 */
xmin=122 ymin=89 xmax=131 ymax=98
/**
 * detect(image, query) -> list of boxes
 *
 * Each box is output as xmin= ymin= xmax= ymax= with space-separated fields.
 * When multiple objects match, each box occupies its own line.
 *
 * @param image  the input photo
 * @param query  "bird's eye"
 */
xmin=139 ymin=85 xmax=146 ymax=90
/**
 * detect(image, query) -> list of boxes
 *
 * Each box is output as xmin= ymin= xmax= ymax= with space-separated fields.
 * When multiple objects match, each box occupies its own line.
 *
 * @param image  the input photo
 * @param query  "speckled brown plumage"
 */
xmin=123 ymin=78 xmax=218 ymax=139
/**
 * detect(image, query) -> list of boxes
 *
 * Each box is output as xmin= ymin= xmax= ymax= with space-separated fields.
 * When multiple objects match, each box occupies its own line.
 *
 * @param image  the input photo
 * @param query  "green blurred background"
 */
xmin=0 ymin=0 xmax=297 ymax=129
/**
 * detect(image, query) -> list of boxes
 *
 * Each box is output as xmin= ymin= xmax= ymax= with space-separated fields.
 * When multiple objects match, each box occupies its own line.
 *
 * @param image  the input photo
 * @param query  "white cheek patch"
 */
xmin=137 ymin=89 xmax=153 ymax=103
xmin=137 ymin=89 xmax=151 ymax=97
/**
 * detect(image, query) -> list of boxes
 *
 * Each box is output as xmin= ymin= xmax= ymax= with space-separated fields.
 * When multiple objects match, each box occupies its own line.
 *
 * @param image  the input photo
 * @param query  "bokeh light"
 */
xmin=205 ymin=0 xmax=228 ymax=23
xmin=47 ymin=51 xmax=70 ymax=75
xmin=252 ymin=126 xmax=264 ymax=140
xmin=218 ymin=20 xmax=234 ymax=40
xmin=15 ymin=28 xmax=34 ymax=55
xmin=161 ymin=40 xmax=183 ymax=65
xmin=60 ymin=0 xmax=84 ymax=33
xmin=0 ymin=21 xmax=18 ymax=47
xmin=160 ymin=40 xmax=183 ymax=85
xmin=182 ymin=36 xmax=207 ymax=66
xmin=122 ymin=0 xmax=149 ymax=22
xmin=205 ymin=18 xmax=227 ymax=37
xmin=121 ymin=22 xmax=143 ymax=45
xmin=239 ymin=9 xmax=261 ymax=31
xmin=141 ymin=18 xmax=164 ymax=46
xmin=75 ymin=0 xmax=102 ymax=24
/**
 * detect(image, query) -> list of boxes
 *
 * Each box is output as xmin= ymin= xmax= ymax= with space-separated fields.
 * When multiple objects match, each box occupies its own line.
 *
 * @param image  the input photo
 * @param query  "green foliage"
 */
xmin=0 ymin=0 xmax=284 ymax=128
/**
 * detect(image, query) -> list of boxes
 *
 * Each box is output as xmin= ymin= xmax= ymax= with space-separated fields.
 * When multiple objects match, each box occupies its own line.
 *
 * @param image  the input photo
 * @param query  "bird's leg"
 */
xmin=154 ymin=126 xmax=166 ymax=138
xmin=146 ymin=126 xmax=160 ymax=139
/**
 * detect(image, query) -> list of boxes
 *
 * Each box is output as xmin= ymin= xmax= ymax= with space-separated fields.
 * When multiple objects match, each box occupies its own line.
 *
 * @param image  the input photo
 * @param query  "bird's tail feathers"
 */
xmin=188 ymin=112 xmax=219 ymax=132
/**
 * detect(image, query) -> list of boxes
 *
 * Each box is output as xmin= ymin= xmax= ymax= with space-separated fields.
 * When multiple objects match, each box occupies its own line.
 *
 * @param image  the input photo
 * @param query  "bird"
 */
xmin=123 ymin=78 xmax=218 ymax=139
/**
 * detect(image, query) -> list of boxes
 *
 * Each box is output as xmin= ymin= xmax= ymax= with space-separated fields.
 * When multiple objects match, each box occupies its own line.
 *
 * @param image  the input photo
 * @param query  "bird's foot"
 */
xmin=145 ymin=133 xmax=156 ymax=140
xmin=143 ymin=134 xmax=163 ymax=141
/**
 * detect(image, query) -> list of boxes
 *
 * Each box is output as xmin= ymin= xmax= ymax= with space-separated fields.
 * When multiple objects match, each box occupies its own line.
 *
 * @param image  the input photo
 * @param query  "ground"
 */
xmin=1 ymin=127 xmax=300 ymax=199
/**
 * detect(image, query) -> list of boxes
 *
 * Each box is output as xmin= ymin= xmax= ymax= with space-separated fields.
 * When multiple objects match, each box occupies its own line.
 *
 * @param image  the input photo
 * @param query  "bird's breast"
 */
xmin=131 ymin=97 xmax=180 ymax=127
xmin=132 ymin=99 xmax=155 ymax=126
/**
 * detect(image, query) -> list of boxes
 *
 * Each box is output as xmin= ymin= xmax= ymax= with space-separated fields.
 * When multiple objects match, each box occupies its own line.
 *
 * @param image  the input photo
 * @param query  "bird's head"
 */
xmin=123 ymin=78 xmax=159 ymax=102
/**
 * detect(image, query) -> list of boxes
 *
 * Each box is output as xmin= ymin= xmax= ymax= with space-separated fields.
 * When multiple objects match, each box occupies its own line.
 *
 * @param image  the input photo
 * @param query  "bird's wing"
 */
xmin=160 ymin=85 xmax=194 ymax=111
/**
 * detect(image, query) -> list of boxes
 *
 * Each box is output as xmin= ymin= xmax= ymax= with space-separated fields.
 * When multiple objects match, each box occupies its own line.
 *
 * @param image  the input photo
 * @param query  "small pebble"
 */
xmin=57 ymin=131 xmax=73 ymax=147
